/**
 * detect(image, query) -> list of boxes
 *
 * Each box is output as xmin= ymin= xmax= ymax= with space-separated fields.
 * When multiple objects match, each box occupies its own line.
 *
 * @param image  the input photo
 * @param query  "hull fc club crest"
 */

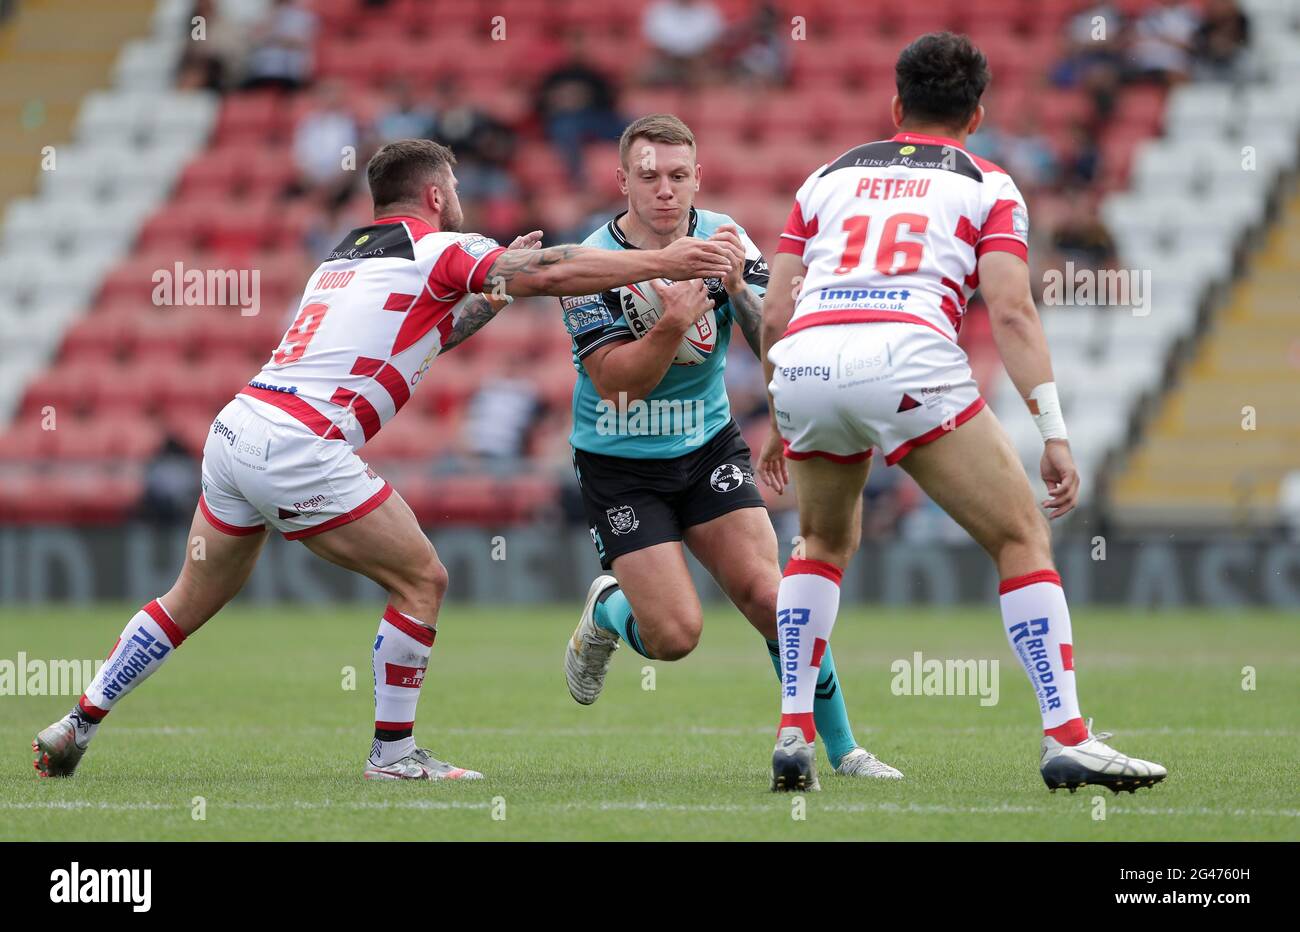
xmin=607 ymin=505 xmax=639 ymax=535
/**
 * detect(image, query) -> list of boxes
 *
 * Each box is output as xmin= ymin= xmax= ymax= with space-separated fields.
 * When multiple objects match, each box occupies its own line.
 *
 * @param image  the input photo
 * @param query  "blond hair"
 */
xmin=618 ymin=114 xmax=696 ymax=169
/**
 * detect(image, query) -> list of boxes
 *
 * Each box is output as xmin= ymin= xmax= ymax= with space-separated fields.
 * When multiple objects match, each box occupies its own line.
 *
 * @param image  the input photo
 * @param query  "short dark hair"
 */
xmin=895 ymin=32 xmax=990 ymax=130
xmin=366 ymin=139 xmax=456 ymax=211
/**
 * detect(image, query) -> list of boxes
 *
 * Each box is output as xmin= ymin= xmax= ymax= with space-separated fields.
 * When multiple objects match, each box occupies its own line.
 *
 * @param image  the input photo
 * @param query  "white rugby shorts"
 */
xmin=198 ymin=395 xmax=391 ymax=539
xmin=767 ymin=321 xmax=985 ymax=466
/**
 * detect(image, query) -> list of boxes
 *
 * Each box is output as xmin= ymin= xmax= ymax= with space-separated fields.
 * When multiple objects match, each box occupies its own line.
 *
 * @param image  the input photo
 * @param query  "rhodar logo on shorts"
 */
xmin=385 ymin=663 xmax=426 ymax=688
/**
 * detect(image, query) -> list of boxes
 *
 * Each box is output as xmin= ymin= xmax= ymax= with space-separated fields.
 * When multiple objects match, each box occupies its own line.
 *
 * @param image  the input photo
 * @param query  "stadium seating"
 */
xmin=992 ymin=0 xmax=1300 ymax=513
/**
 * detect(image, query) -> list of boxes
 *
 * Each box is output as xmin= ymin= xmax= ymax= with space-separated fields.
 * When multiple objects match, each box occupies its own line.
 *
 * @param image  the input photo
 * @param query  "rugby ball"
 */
xmin=618 ymin=279 xmax=717 ymax=367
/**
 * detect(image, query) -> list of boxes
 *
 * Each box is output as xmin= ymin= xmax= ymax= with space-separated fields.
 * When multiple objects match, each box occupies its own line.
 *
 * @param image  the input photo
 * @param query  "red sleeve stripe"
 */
xmin=784 ymin=558 xmax=843 ymax=585
xmin=142 ymin=598 xmax=186 ymax=647
xmin=981 ymin=198 xmax=1020 ymax=230
xmin=782 ymin=202 xmax=816 ymax=239
xmin=778 ymin=202 xmax=818 ymax=256
xmin=382 ymin=604 xmax=437 ymax=646
xmin=467 ymin=245 xmax=508 ymax=293
xmin=776 ymin=236 xmax=807 ymax=256
xmin=976 ymin=237 xmax=1029 ymax=262
xmin=998 ymin=569 xmax=1063 ymax=594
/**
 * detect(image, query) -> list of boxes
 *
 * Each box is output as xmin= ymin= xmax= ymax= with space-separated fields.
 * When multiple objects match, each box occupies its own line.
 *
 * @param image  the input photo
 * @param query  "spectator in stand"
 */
xmin=138 ymin=435 xmax=199 ymax=525
xmin=241 ymin=0 xmax=317 ymax=91
xmin=292 ymin=80 xmax=363 ymax=210
xmin=456 ymin=378 xmax=544 ymax=474
xmin=1193 ymin=0 xmax=1251 ymax=82
xmin=642 ymin=0 xmax=726 ymax=86
xmin=1051 ymin=194 xmax=1120 ymax=273
xmin=728 ymin=0 xmax=790 ymax=87
xmin=967 ymin=110 xmax=1059 ymax=193
xmin=1128 ymin=0 xmax=1202 ymax=86
xmin=1060 ymin=122 xmax=1102 ymax=187
xmin=177 ymin=0 xmax=241 ymax=92
xmin=430 ymin=77 xmax=517 ymax=202
xmin=1051 ymin=2 xmax=1125 ymax=123
xmin=1052 ymin=2 xmax=1125 ymax=88
xmin=375 ymin=79 xmax=436 ymax=143
xmin=535 ymin=31 xmax=626 ymax=180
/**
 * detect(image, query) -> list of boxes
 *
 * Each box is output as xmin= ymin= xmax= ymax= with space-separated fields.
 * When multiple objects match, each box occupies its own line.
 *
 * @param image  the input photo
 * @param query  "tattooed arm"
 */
xmin=708 ymin=223 xmax=765 ymax=358
xmin=438 ymin=293 xmax=508 ymax=355
xmin=482 ymin=236 xmax=733 ymax=298
xmin=728 ymin=284 xmax=764 ymax=358
xmin=440 ymin=230 xmax=542 ymax=355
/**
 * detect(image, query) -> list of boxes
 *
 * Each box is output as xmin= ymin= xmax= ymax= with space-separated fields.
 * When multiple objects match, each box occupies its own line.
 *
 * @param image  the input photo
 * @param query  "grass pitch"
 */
xmin=0 ymin=603 xmax=1296 ymax=840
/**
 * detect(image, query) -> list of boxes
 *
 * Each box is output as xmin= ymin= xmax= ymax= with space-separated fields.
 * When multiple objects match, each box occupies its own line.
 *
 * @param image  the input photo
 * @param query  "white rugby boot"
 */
xmin=33 ymin=707 xmax=98 ymax=778
xmin=835 ymin=746 xmax=903 ymax=780
xmin=364 ymin=747 xmax=483 ymax=781
xmin=564 ymin=575 xmax=621 ymax=705
xmin=1040 ymin=720 xmax=1167 ymax=794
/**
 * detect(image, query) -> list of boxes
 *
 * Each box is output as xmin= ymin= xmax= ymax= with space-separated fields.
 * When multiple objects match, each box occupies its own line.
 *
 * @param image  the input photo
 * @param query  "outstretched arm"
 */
xmin=482 ymin=236 xmax=733 ymax=299
xmin=439 ymin=231 xmax=543 ymax=355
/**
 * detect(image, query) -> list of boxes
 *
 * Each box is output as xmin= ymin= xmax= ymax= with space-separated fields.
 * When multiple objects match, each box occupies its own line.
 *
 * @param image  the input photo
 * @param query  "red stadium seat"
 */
xmin=0 ymin=422 xmax=59 ymax=464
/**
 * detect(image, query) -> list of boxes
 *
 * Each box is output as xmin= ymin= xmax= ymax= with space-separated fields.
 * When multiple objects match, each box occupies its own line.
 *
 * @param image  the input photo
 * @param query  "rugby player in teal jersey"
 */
xmin=558 ymin=114 xmax=899 ymax=783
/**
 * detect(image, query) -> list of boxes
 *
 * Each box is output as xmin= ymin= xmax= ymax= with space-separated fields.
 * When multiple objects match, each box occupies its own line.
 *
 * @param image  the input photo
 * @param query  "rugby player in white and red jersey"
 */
xmin=757 ymin=34 xmax=1167 ymax=793
xmin=33 ymin=139 xmax=734 ymax=781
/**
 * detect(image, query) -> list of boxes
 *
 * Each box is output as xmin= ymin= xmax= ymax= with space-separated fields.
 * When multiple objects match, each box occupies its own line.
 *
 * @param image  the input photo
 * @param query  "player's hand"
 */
xmin=757 ymin=426 xmax=789 ymax=495
xmin=709 ymin=224 xmax=748 ymax=293
xmin=509 ymin=230 xmax=543 ymax=250
xmin=648 ymin=278 xmax=711 ymax=334
xmin=659 ymin=236 xmax=734 ymax=281
xmin=1040 ymin=439 xmax=1079 ymax=519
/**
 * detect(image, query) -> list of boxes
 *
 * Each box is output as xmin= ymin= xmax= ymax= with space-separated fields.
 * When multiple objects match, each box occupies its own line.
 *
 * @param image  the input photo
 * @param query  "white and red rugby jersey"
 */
xmin=240 ymin=216 xmax=505 ymax=448
xmin=777 ymin=131 xmax=1029 ymax=342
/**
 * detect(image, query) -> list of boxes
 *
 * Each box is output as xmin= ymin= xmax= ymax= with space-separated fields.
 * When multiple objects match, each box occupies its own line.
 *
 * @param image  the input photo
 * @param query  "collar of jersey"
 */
xmin=607 ymin=206 xmax=699 ymax=249
xmin=891 ymin=131 xmax=967 ymax=151
xmin=372 ymin=214 xmax=425 ymax=226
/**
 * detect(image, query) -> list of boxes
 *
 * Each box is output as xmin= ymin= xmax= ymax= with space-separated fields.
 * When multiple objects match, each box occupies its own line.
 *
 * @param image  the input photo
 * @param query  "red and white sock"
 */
xmin=999 ymin=570 xmax=1086 ymax=745
xmin=371 ymin=605 xmax=435 ymax=765
xmin=77 ymin=599 xmax=186 ymax=733
xmin=776 ymin=558 xmax=842 ymax=744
